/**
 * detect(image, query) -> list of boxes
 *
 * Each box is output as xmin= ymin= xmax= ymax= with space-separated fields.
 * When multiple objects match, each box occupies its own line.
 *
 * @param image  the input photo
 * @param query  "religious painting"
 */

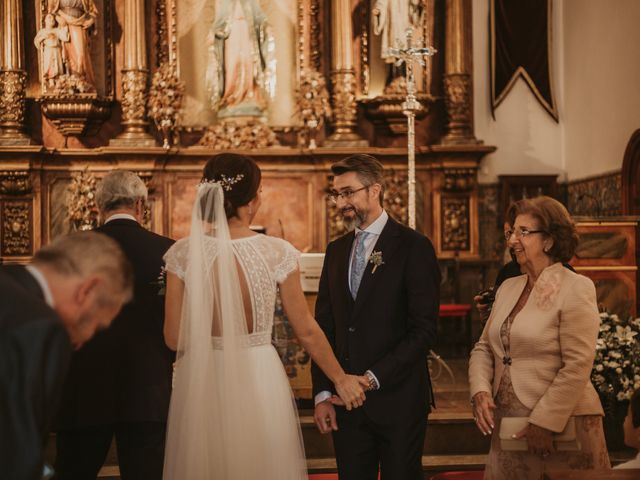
xmin=166 ymin=0 xmax=302 ymax=128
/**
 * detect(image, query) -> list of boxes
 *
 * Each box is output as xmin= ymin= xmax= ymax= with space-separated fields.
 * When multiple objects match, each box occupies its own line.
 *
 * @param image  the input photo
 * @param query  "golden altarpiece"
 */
xmin=0 ymin=0 xmax=494 ymax=397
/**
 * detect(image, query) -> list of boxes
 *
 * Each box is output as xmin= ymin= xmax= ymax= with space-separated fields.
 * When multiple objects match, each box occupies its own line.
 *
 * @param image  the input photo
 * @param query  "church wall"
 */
xmin=562 ymin=0 xmax=640 ymax=181
xmin=472 ymin=0 xmax=640 ymax=184
xmin=471 ymin=0 xmax=565 ymax=185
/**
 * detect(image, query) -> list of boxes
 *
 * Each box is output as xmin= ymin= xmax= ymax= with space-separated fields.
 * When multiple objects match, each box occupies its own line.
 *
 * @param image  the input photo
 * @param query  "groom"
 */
xmin=312 ymin=154 xmax=440 ymax=480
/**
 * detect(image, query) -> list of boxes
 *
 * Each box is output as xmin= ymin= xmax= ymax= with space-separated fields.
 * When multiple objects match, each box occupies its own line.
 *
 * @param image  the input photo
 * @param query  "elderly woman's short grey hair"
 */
xmin=96 ymin=170 xmax=148 ymax=213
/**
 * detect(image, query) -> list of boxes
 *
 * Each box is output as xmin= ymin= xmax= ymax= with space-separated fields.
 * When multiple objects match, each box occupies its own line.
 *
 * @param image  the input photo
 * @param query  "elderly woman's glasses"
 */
xmin=504 ymin=228 xmax=546 ymax=240
xmin=327 ymin=185 xmax=369 ymax=204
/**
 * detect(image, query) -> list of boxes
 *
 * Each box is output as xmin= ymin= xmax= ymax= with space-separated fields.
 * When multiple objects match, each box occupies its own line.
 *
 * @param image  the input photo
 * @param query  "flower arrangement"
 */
xmin=295 ymin=68 xmax=331 ymax=149
xmin=148 ymin=63 xmax=185 ymax=148
xmin=66 ymin=167 xmax=98 ymax=231
xmin=591 ymin=311 xmax=640 ymax=413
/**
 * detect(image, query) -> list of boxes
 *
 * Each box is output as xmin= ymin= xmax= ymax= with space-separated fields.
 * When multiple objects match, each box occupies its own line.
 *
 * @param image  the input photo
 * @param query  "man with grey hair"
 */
xmin=55 ymin=170 xmax=174 ymax=480
xmin=0 ymin=231 xmax=133 ymax=480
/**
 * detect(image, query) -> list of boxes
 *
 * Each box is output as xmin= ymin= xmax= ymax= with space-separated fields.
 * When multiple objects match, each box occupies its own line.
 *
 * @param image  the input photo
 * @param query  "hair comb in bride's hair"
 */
xmin=198 ymin=173 xmax=245 ymax=191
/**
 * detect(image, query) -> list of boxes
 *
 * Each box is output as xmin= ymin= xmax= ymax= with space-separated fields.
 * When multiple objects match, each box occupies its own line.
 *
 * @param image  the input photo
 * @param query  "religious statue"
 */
xmin=47 ymin=0 xmax=99 ymax=89
xmin=34 ymin=13 xmax=69 ymax=89
xmin=205 ymin=0 xmax=276 ymax=119
xmin=372 ymin=0 xmax=424 ymax=86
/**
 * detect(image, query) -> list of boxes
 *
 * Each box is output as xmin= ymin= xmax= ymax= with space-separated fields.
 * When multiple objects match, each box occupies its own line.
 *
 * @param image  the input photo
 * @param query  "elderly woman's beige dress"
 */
xmin=469 ymin=263 xmax=611 ymax=480
xmin=484 ymin=320 xmax=610 ymax=479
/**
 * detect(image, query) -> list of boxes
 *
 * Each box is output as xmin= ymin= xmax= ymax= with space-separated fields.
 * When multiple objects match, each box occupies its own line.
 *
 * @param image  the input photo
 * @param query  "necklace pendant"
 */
xmin=502 ymin=356 xmax=512 ymax=366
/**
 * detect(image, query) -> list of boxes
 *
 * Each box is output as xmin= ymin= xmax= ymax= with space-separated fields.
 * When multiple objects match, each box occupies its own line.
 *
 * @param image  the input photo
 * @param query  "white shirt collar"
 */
xmin=25 ymin=265 xmax=55 ymax=308
xmin=105 ymin=213 xmax=137 ymax=224
xmin=356 ymin=210 xmax=388 ymax=236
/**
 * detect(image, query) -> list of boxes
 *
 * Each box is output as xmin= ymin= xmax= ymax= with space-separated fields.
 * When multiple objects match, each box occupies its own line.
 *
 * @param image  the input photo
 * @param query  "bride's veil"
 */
xmin=163 ymin=181 xmax=275 ymax=479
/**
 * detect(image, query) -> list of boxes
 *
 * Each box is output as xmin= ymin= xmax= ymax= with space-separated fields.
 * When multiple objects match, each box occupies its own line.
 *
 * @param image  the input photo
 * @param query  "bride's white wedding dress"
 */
xmin=162 ymin=184 xmax=307 ymax=479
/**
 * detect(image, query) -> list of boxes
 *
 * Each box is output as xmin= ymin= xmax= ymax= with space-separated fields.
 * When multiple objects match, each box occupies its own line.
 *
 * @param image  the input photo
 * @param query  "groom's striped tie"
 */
xmin=350 ymin=231 xmax=369 ymax=299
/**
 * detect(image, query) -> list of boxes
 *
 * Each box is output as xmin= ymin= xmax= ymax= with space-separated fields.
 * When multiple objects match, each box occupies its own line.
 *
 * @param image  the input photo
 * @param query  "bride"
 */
xmin=162 ymin=153 xmax=368 ymax=479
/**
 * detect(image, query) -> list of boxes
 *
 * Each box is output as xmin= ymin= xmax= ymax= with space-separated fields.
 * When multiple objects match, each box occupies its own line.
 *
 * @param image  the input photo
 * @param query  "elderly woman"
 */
xmin=469 ymin=196 xmax=610 ymax=479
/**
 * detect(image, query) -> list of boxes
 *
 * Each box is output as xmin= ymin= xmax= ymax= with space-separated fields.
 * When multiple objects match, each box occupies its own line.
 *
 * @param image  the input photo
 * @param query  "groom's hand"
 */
xmin=314 ymin=400 xmax=338 ymax=434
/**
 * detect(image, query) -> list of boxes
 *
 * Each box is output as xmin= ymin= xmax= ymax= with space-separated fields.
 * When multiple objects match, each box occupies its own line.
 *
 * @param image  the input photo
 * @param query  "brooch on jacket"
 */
xmin=532 ymin=270 xmax=561 ymax=310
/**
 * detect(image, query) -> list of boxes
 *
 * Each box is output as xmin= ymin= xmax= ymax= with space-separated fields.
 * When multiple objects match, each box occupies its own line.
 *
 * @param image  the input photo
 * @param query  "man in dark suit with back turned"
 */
xmin=312 ymin=154 xmax=441 ymax=480
xmin=55 ymin=171 xmax=175 ymax=480
xmin=0 ymin=232 xmax=133 ymax=480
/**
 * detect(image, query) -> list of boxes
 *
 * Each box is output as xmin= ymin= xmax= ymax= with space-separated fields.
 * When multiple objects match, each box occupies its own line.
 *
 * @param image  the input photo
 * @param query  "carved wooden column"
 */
xmin=325 ymin=0 xmax=367 ymax=147
xmin=442 ymin=0 xmax=477 ymax=145
xmin=111 ymin=0 xmax=155 ymax=146
xmin=0 ymin=0 xmax=32 ymax=145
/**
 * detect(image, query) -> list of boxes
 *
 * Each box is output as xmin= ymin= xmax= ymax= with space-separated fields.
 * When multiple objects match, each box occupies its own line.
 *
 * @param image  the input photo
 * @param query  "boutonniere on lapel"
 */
xmin=151 ymin=266 xmax=167 ymax=296
xmin=368 ymin=250 xmax=384 ymax=273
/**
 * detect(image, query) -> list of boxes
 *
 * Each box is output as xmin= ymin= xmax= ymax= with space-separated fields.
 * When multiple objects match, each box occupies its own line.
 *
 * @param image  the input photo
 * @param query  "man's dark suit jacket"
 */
xmin=312 ymin=216 xmax=440 ymax=422
xmin=56 ymin=219 xmax=174 ymax=429
xmin=0 ymin=266 xmax=71 ymax=480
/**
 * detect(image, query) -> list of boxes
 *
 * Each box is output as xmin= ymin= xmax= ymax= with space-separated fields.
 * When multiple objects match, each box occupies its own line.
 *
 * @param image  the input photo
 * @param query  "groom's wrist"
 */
xmin=365 ymin=370 xmax=380 ymax=391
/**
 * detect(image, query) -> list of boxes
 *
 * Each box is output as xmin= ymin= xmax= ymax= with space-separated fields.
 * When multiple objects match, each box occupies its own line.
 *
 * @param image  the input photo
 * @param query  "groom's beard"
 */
xmin=341 ymin=206 xmax=367 ymax=231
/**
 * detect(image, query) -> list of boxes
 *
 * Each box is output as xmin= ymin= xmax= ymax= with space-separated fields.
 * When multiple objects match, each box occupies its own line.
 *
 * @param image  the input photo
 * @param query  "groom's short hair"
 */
xmin=331 ymin=154 xmax=385 ymax=206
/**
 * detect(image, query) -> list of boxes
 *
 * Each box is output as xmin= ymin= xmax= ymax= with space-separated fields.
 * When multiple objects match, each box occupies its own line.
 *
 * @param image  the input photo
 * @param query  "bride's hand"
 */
xmin=334 ymin=374 xmax=368 ymax=411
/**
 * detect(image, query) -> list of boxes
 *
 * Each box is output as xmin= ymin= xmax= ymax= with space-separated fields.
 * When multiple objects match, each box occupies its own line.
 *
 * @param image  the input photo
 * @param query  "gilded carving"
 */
xmin=443 ymin=73 xmax=473 ymax=142
xmin=121 ymin=70 xmax=149 ymax=125
xmin=329 ymin=71 xmax=360 ymax=139
xmin=441 ymin=196 xmax=470 ymax=251
xmin=39 ymin=96 xmax=112 ymax=136
xmin=0 ymin=171 xmax=32 ymax=195
xmin=156 ymin=0 xmax=169 ymax=66
xmin=66 ymin=169 xmax=99 ymax=231
xmin=0 ymin=70 xmax=27 ymax=127
xmin=443 ymin=168 xmax=476 ymax=192
xmin=1 ymin=201 xmax=31 ymax=256
xmin=198 ymin=120 xmax=278 ymax=149
xmin=309 ymin=0 xmax=322 ymax=70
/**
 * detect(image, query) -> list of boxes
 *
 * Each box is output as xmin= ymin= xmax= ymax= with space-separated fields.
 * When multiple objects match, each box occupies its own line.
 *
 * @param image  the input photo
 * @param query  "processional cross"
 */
xmin=386 ymin=29 xmax=436 ymax=230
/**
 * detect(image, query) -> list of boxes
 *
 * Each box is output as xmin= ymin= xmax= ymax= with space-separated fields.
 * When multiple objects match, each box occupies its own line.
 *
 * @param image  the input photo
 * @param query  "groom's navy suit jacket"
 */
xmin=312 ymin=216 xmax=440 ymax=422
xmin=56 ymin=219 xmax=174 ymax=429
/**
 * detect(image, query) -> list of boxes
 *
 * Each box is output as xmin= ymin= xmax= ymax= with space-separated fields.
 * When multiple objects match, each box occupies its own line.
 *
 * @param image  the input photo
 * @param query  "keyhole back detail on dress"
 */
xmin=209 ymin=253 xmax=255 ymax=337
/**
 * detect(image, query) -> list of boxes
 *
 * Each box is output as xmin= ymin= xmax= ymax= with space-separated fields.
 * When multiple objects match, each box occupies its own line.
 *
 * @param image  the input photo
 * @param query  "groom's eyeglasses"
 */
xmin=327 ymin=185 xmax=369 ymax=204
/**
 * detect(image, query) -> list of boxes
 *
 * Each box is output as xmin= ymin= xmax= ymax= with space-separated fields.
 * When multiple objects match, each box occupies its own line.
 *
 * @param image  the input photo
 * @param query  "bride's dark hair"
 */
xmin=201 ymin=153 xmax=262 ymax=219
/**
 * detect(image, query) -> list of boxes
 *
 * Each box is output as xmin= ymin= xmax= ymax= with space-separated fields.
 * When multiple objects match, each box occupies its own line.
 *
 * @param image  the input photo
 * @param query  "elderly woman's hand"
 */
xmin=472 ymin=391 xmax=495 ymax=435
xmin=513 ymin=423 xmax=555 ymax=457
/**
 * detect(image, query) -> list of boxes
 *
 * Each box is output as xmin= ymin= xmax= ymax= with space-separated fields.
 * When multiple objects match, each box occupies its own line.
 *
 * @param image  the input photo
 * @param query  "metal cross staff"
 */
xmin=386 ymin=28 xmax=436 ymax=230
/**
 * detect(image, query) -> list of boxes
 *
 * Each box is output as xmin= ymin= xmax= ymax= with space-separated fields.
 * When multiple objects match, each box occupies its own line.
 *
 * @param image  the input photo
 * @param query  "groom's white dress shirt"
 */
xmin=25 ymin=265 xmax=55 ymax=308
xmin=315 ymin=210 xmax=388 ymax=406
xmin=105 ymin=213 xmax=137 ymax=224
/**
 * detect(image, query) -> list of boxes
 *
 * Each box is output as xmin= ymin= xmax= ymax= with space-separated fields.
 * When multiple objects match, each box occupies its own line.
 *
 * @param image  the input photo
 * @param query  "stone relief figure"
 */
xmin=47 ymin=0 xmax=99 ymax=88
xmin=205 ymin=0 xmax=276 ymax=118
xmin=34 ymin=13 xmax=70 ymax=88
xmin=373 ymin=0 xmax=423 ymax=86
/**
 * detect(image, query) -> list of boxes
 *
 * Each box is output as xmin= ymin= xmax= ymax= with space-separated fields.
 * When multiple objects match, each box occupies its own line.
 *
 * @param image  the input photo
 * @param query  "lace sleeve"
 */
xmin=163 ymin=238 xmax=189 ymax=280
xmin=273 ymin=239 xmax=301 ymax=284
